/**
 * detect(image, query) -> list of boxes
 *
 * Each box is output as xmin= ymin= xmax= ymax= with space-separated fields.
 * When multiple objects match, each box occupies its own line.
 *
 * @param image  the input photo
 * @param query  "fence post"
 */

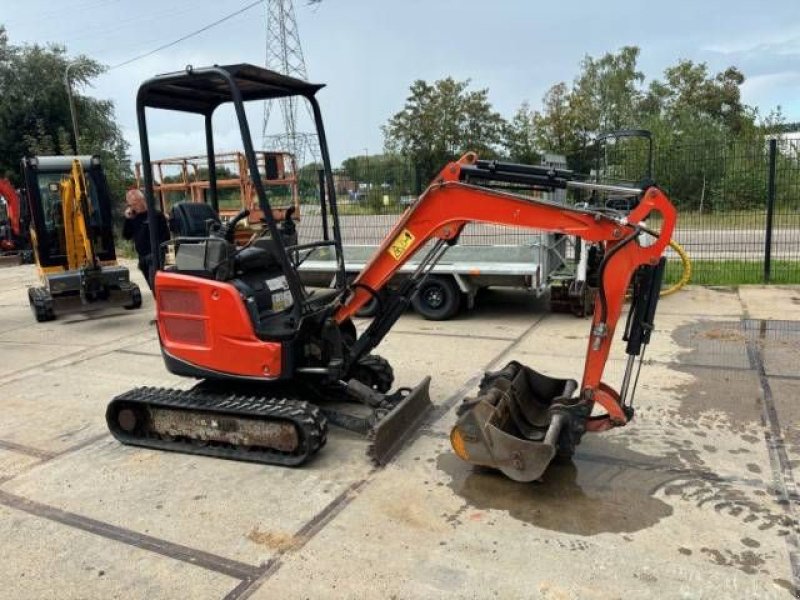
xmin=317 ymin=167 xmax=329 ymax=241
xmin=764 ymin=138 xmax=777 ymax=283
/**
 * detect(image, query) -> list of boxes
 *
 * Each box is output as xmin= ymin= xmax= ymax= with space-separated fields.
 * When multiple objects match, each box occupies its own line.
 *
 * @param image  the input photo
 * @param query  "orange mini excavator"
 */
xmin=106 ymin=65 xmax=676 ymax=482
xmin=0 ymin=178 xmax=27 ymax=263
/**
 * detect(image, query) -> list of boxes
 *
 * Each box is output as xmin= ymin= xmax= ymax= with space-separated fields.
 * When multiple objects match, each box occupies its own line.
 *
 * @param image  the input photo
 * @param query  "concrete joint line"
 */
xmin=0 ymin=331 xmax=157 ymax=390
xmin=222 ymin=314 xmax=550 ymax=598
xmin=744 ymin=320 xmax=800 ymax=591
xmin=389 ymin=329 xmax=517 ymax=343
xmin=0 ymin=489 xmax=261 ymax=581
xmin=1 ymin=313 xmax=549 ymax=599
xmin=0 ymin=439 xmax=58 ymax=460
xmin=222 ymin=478 xmax=371 ymax=600
xmin=0 ymin=434 xmax=110 ymax=486
xmin=430 ymin=313 xmax=550 ymax=423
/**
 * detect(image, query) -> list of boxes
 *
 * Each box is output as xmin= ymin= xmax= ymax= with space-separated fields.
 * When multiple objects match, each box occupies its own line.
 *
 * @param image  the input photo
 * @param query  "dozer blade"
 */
xmin=449 ymin=361 xmax=582 ymax=482
xmin=0 ymin=254 xmax=20 ymax=268
xmin=367 ymin=376 xmax=433 ymax=466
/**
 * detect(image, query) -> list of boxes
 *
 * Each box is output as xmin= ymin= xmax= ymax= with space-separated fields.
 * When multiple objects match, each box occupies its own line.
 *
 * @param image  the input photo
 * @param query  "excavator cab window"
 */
xmin=34 ymin=173 xmax=108 ymax=258
xmin=81 ymin=170 xmax=110 ymax=255
xmin=39 ymin=177 xmax=67 ymax=258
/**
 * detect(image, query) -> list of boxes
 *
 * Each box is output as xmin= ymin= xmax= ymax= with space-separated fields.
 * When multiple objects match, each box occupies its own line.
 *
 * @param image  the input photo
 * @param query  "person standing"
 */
xmin=122 ymin=189 xmax=169 ymax=291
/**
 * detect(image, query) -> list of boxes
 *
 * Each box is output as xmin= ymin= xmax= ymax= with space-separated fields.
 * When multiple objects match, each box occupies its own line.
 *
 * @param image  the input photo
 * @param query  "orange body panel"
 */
xmin=0 ymin=178 xmax=21 ymax=243
xmin=155 ymin=271 xmax=283 ymax=379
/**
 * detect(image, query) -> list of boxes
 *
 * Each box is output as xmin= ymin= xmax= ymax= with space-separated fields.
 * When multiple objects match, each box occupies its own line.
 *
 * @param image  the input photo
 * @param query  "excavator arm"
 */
xmin=59 ymin=159 xmax=98 ymax=271
xmin=335 ymin=153 xmax=677 ymax=481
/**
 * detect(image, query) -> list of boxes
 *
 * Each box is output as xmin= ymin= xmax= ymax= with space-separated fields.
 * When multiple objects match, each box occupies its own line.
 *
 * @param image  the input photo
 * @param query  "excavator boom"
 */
xmin=336 ymin=153 xmax=676 ymax=480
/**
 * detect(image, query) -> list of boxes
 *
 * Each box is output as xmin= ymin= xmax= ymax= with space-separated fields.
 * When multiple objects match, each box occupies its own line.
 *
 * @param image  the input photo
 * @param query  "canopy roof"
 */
xmin=137 ymin=64 xmax=325 ymax=114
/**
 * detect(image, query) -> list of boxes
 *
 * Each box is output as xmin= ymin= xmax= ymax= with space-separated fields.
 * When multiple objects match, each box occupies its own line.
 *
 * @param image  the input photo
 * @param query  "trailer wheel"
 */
xmin=412 ymin=276 xmax=461 ymax=320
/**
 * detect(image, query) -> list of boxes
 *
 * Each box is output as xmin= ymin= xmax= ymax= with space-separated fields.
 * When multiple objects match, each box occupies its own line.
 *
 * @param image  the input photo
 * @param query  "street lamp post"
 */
xmin=363 ymin=147 xmax=369 ymax=187
xmin=64 ymin=60 xmax=83 ymax=154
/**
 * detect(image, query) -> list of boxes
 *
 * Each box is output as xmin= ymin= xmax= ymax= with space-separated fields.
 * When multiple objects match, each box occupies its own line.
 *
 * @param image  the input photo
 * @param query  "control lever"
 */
xmin=221 ymin=208 xmax=250 ymax=242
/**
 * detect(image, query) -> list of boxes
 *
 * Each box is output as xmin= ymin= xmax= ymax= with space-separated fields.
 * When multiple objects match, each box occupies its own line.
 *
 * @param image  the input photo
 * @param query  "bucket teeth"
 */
xmin=450 ymin=361 xmax=582 ymax=482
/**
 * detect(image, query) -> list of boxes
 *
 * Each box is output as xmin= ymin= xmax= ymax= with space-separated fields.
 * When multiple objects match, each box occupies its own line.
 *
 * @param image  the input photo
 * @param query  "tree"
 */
xmin=341 ymin=153 xmax=411 ymax=187
xmin=503 ymin=102 xmax=540 ymax=165
xmin=0 ymin=27 xmax=129 ymax=201
xmin=519 ymin=46 xmax=779 ymax=212
xmin=295 ymin=161 xmax=324 ymax=199
xmin=530 ymin=47 xmax=759 ymax=156
xmin=531 ymin=82 xmax=582 ymax=155
xmin=529 ymin=47 xmax=645 ymax=159
xmin=383 ymin=78 xmax=506 ymax=180
xmin=571 ymin=46 xmax=644 ymax=140
xmin=641 ymin=61 xmax=752 ymax=134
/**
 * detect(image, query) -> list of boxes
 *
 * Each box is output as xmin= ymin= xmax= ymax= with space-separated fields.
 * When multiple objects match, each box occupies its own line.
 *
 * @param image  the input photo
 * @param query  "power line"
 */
xmin=70 ymin=2 xmax=211 ymax=49
xmin=108 ymin=0 xmax=264 ymax=70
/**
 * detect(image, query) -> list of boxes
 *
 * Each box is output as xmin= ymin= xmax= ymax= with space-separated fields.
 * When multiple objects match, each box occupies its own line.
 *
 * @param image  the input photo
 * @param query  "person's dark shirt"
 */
xmin=122 ymin=211 xmax=169 ymax=258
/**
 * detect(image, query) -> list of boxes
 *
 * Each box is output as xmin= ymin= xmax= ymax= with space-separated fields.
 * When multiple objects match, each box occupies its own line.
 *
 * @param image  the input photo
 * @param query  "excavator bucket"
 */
xmin=450 ymin=361 xmax=583 ymax=482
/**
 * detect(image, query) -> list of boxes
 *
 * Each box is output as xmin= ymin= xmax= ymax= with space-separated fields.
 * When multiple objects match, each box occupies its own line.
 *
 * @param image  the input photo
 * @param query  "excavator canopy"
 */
xmin=137 ymin=64 xmax=325 ymax=114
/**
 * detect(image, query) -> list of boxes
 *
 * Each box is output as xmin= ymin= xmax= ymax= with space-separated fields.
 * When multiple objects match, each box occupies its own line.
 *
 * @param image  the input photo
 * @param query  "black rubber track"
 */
xmin=106 ymin=387 xmax=327 ymax=467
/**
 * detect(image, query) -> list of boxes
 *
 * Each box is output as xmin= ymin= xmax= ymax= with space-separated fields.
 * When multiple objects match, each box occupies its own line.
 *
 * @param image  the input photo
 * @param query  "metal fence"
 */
xmin=572 ymin=135 xmax=800 ymax=284
xmin=296 ymin=163 xmax=549 ymax=247
xmin=295 ymin=137 xmax=800 ymax=285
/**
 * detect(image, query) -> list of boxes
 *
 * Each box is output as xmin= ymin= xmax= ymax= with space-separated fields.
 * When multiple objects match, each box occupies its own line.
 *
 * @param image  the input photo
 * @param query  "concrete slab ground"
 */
xmin=0 ymin=262 xmax=798 ymax=599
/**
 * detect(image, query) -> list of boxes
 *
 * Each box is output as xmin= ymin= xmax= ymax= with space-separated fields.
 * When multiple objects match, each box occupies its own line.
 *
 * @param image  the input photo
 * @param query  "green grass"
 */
xmin=664 ymin=259 xmax=800 ymax=285
xmin=114 ymin=236 xmax=137 ymax=260
xmin=336 ymin=203 xmax=402 ymax=216
xmin=650 ymin=210 xmax=800 ymax=230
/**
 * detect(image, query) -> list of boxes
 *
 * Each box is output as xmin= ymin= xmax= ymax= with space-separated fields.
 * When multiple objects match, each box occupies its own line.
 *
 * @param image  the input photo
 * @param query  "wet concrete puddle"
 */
xmin=437 ymin=437 xmax=676 ymax=536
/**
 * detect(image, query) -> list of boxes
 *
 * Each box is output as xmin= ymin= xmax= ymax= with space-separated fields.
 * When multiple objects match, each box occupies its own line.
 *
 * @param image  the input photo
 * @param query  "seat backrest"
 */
xmin=169 ymin=202 xmax=220 ymax=237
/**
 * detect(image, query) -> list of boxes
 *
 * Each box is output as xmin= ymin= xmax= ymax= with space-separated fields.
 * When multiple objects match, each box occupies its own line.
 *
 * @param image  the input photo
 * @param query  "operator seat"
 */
xmin=169 ymin=202 xmax=220 ymax=237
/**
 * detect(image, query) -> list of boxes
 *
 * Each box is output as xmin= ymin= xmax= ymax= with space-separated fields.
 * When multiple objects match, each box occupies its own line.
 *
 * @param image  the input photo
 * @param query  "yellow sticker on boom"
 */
xmin=387 ymin=228 xmax=415 ymax=261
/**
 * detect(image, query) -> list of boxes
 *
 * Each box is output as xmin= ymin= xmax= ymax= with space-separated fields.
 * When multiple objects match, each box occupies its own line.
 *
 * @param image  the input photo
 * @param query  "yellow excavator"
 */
xmin=23 ymin=155 xmax=141 ymax=321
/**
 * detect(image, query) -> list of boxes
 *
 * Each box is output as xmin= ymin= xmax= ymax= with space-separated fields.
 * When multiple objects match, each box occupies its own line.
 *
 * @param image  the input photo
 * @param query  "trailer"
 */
xmin=297 ymin=236 xmax=575 ymax=320
xmin=296 ymin=154 xmax=596 ymax=320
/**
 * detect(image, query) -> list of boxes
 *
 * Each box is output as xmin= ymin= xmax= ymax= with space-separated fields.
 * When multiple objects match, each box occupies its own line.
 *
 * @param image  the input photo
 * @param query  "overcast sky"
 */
xmin=3 ymin=0 xmax=800 ymax=166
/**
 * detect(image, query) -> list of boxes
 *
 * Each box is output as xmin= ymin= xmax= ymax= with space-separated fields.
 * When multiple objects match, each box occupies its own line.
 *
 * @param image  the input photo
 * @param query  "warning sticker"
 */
xmin=387 ymin=228 xmax=416 ymax=261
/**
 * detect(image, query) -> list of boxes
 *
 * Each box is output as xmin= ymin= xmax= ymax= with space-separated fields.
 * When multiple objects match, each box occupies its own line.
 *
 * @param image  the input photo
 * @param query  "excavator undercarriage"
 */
xmin=108 ymin=369 xmax=432 ymax=466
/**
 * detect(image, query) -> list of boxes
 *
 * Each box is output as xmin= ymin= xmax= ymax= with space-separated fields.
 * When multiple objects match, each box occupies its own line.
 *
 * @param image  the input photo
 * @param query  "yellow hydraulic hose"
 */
xmin=660 ymin=239 xmax=691 ymax=297
xmin=624 ymin=239 xmax=691 ymax=301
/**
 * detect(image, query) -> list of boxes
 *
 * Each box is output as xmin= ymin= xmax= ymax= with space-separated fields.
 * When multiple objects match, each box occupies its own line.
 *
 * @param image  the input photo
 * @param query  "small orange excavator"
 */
xmin=0 ymin=178 xmax=28 ymax=264
xmin=106 ymin=65 xmax=675 ymax=482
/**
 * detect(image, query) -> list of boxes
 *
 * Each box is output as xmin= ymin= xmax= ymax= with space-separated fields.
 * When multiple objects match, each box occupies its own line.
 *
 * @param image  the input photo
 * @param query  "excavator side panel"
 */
xmin=155 ymin=271 xmax=284 ymax=380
